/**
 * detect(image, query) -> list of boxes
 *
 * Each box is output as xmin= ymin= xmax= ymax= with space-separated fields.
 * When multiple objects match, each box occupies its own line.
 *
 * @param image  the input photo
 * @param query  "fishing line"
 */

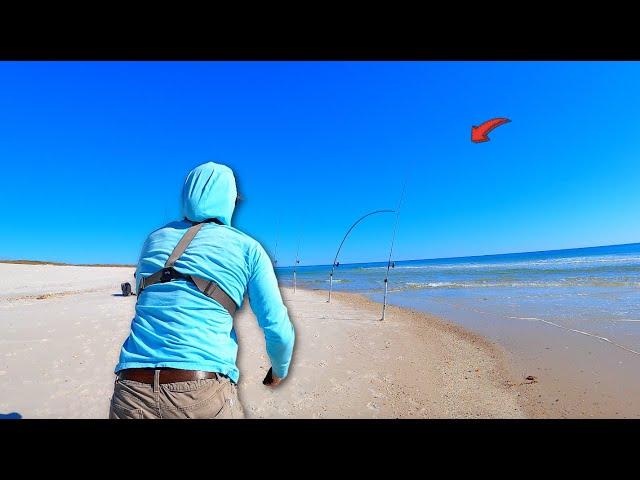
xmin=510 ymin=316 xmax=640 ymax=357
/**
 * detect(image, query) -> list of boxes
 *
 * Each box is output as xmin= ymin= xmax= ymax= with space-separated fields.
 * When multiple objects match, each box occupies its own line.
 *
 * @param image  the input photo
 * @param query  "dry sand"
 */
xmin=0 ymin=264 xmax=538 ymax=418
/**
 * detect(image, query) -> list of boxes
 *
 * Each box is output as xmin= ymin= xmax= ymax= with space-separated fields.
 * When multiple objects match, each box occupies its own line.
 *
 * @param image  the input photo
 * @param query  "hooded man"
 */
xmin=110 ymin=162 xmax=295 ymax=419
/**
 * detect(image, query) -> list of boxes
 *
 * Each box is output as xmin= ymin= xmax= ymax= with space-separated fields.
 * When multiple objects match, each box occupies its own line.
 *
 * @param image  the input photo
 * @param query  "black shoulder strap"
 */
xmin=137 ymin=221 xmax=238 ymax=316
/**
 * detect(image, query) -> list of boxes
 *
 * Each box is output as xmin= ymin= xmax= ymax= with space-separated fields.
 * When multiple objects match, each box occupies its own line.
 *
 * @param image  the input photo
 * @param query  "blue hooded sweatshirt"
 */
xmin=115 ymin=162 xmax=295 ymax=383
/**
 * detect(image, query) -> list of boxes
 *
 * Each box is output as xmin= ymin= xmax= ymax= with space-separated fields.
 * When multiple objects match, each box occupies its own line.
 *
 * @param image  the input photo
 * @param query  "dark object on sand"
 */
xmin=121 ymin=282 xmax=133 ymax=296
xmin=525 ymin=375 xmax=538 ymax=383
xmin=262 ymin=367 xmax=274 ymax=385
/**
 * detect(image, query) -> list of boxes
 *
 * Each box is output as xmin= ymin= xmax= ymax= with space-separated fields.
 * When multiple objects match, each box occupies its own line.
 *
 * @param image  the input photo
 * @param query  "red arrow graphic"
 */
xmin=471 ymin=117 xmax=511 ymax=143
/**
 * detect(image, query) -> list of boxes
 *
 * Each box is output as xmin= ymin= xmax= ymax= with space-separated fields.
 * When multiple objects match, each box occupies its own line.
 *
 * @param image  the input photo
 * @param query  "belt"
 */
xmin=117 ymin=368 xmax=228 ymax=384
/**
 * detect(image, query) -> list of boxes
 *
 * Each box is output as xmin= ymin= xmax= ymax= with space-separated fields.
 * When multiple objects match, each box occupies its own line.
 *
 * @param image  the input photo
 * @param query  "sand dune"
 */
xmin=0 ymin=264 xmax=531 ymax=418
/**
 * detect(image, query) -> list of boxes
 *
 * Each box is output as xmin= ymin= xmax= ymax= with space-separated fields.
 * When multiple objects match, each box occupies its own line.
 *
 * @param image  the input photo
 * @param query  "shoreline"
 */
xmin=315 ymin=287 xmax=640 ymax=418
xmin=297 ymin=287 xmax=548 ymax=418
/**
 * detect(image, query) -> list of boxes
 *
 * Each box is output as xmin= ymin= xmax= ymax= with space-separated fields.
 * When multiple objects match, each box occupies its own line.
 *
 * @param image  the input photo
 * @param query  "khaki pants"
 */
xmin=109 ymin=372 xmax=245 ymax=419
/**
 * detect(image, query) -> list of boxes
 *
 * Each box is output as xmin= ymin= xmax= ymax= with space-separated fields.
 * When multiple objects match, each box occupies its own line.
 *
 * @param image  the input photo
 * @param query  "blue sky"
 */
xmin=1 ymin=61 xmax=639 ymax=266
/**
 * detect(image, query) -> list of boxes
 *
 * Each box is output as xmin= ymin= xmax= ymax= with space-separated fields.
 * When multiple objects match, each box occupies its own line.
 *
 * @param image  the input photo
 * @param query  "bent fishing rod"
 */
xmin=327 ymin=209 xmax=396 ymax=303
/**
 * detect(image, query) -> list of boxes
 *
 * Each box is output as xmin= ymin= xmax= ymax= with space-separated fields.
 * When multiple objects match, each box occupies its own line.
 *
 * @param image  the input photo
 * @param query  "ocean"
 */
xmin=275 ymin=243 xmax=640 ymax=357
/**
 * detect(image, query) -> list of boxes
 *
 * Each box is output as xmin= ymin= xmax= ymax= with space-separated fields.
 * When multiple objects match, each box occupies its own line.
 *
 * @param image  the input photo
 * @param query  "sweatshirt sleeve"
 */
xmin=247 ymin=242 xmax=295 ymax=379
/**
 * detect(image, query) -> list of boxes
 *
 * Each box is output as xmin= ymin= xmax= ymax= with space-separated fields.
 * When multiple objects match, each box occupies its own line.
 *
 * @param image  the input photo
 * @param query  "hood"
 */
xmin=181 ymin=162 xmax=237 ymax=225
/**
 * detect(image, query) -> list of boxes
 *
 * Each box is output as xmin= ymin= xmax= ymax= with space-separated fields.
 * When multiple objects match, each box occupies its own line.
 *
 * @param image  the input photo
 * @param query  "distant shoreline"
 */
xmin=5 ymin=241 xmax=638 ymax=271
xmin=0 ymin=259 xmax=135 ymax=268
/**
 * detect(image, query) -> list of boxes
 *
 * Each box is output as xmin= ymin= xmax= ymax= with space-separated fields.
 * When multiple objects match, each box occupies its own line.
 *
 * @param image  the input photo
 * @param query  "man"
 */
xmin=110 ymin=162 xmax=295 ymax=419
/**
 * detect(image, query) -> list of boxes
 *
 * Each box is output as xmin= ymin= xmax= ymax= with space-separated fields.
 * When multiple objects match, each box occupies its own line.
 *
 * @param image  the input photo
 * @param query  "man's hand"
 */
xmin=262 ymin=367 xmax=283 ymax=387
xmin=270 ymin=372 xmax=283 ymax=387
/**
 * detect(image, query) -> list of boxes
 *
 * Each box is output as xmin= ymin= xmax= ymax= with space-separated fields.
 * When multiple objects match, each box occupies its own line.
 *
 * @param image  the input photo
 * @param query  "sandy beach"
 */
xmin=0 ymin=263 xmax=546 ymax=419
xmin=239 ymin=288 xmax=530 ymax=418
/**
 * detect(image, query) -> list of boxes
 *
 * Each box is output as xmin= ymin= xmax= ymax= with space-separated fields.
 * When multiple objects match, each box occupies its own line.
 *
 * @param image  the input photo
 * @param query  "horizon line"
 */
xmin=2 ymin=240 xmax=638 ymax=270
xmin=274 ymin=240 xmax=640 ymax=269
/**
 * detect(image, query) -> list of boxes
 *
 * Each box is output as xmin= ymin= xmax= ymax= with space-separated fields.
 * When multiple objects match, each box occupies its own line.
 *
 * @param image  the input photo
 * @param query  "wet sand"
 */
xmin=377 ymin=291 xmax=640 ymax=418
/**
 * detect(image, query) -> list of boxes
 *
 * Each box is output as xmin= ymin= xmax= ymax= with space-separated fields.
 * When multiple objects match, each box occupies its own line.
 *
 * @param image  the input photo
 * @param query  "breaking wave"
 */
xmin=401 ymin=279 xmax=640 ymax=289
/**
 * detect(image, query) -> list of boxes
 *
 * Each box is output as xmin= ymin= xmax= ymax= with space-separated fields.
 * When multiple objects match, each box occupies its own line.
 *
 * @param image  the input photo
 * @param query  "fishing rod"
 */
xmin=293 ymin=236 xmax=301 ymax=293
xmin=328 ymin=209 xmax=396 ymax=303
xmin=273 ymin=238 xmax=279 ymax=268
xmin=380 ymin=147 xmax=420 ymax=321
xmin=272 ymin=217 xmax=280 ymax=268
xmin=381 ymin=177 xmax=408 ymax=321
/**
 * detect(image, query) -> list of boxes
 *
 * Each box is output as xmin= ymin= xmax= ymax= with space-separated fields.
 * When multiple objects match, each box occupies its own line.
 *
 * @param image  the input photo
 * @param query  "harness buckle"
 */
xmin=160 ymin=267 xmax=174 ymax=283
